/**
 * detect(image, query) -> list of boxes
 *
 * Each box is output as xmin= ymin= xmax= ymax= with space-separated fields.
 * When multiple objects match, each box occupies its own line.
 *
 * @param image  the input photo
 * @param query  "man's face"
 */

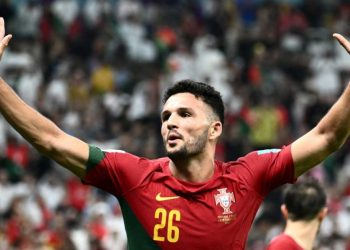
xmin=161 ymin=93 xmax=212 ymax=160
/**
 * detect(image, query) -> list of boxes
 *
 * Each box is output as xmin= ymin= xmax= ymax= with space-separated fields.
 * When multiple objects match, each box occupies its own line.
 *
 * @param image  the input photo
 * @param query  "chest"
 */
xmin=122 ymin=178 xmax=262 ymax=249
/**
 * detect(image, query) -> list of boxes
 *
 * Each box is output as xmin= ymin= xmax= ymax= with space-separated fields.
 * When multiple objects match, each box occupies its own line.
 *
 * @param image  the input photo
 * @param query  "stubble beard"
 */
xmin=165 ymin=128 xmax=209 ymax=161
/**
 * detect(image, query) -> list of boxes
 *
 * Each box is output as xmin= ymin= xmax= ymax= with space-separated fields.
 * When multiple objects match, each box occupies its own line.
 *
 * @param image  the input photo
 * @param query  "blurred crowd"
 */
xmin=1 ymin=0 xmax=350 ymax=249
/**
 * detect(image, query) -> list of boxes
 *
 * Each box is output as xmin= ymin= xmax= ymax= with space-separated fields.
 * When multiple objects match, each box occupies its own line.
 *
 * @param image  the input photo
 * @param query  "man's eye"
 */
xmin=182 ymin=112 xmax=191 ymax=117
xmin=162 ymin=114 xmax=170 ymax=121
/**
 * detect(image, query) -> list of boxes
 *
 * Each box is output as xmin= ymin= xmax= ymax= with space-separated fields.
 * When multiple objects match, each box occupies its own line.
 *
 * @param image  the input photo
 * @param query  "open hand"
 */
xmin=333 ymin=33 xmax=350 ymax=53
xmin=0 ymin=17 xmax=12 ymax=60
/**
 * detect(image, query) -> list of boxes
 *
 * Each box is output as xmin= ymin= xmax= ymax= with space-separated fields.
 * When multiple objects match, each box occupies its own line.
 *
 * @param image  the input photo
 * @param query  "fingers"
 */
xmin=0 ymin=17 xmax=12 ymax=46
xmin=0 ymin=17 xmax=4 ymax=39
xmin=0 ymin=17 xmax=12 ymax=59
xmin=2 ymin=34 xmax=12 ymax=46
xmin=0 ymin=35 xmax=12 ymax=59
xmin=333 ymin=33 xmax=350 ymax=54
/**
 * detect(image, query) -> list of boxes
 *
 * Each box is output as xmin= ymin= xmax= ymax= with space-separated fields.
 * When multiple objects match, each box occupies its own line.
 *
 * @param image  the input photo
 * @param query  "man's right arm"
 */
xmin=0 ymin=77 xmax=89 ymax=178
xmin=0 ymin=18 xmax=88 ymax=178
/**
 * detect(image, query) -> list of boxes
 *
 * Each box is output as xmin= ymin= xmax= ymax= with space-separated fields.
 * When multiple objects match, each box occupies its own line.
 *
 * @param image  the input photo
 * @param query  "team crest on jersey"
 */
xmin=214 ymin=188 xmax=236 ymax=224
xmin=215 ymin=188 xmax=235 ymax=214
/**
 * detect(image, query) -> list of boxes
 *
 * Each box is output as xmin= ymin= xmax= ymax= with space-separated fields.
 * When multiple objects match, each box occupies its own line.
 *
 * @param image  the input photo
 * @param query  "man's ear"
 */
xmin=209 ymin=121 xmax=222 ymax=140
xmin=281 ymin=204 xmax=288 ymax=220
xmin=318 ymin=207 xmax=328 ymax=221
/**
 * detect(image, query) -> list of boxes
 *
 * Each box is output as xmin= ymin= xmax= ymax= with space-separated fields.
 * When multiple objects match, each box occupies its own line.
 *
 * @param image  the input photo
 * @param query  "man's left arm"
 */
xmin=292 ymin=33 xmax=350 ymax=177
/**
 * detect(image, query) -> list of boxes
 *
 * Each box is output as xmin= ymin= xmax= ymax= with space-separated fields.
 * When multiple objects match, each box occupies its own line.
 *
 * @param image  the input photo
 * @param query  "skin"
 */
xmin=291 ymin=35 xmax=350 ymax=177
xmin=281 ymin=205 xmax=327 ymax=250
xmin=0 ymin=17 xmax=350 ymax=182
xmin=161 ymin=93 xmax=222 ymax=182
xmin=0 ymin=18 xmax=89 ymax=178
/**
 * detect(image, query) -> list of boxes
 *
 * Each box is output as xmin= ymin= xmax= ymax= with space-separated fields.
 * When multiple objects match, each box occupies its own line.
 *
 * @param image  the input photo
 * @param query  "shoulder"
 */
xmin=88 ymin=145 xmax=167 ymax=169
xmin=222 ymin=148 xmax=283 ymax=168
xmin=224 ymin=146 xmax=292 ymax=166
xmin=267 ymin=234 xmax=302 ymax=250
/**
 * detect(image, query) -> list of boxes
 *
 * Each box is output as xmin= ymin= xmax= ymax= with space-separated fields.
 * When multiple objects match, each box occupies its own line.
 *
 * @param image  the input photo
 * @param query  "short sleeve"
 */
xmin=82 ymin=145 xmax=153 ymax=197
xmin=236 ymin=145 xmax=295 ymax=196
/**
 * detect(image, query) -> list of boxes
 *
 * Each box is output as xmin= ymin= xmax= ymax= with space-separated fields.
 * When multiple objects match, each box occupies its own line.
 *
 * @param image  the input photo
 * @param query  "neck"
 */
xmin=284 ymin=219 xmax=320 ymax=250
xmin=169 ymin=155 xmax=215 ymax=183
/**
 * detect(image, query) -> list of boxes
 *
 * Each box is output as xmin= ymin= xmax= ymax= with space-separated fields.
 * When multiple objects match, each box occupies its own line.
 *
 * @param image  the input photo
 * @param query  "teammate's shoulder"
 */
xmin=268 ymin=234 xmax=300 ymax=248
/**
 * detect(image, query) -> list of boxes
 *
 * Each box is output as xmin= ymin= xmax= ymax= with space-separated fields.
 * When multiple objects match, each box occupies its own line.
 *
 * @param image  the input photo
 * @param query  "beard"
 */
xmin=165 ymin=128 xmax=209 ymax=161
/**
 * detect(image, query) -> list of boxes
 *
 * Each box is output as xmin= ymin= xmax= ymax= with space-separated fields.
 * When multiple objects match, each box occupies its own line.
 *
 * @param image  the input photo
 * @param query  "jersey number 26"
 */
xmin=153 ymin=208 xmax=181 ymax=243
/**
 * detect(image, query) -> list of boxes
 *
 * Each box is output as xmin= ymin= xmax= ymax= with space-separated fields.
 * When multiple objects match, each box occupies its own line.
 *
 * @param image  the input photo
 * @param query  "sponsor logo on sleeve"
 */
xmin=257 ymin=149 xmax=281 ymax=155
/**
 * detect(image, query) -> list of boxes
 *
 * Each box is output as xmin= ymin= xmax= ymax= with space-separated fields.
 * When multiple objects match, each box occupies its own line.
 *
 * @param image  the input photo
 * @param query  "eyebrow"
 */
xmin=177 ymin=107 xmax=193 ymax=112
xmin=162 ymin=106 xmax=193 ymax=113
xmin=161 ymin=107 xmax=194 ymax=117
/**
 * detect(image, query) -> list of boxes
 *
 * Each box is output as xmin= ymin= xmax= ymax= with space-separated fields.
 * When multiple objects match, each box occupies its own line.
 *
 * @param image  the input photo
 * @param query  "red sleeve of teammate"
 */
xmin=82 ymin=145 xmax=156 ymax=197
xmin=236 ymin=145 xmax=295 ymax=197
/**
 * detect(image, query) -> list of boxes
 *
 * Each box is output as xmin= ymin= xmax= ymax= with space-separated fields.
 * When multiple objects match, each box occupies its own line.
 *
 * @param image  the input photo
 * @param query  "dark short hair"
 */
xmin=284 ymin=178 xmax=326 ymax=221
xmin=162 ymin=79 xmax=225 ymax=124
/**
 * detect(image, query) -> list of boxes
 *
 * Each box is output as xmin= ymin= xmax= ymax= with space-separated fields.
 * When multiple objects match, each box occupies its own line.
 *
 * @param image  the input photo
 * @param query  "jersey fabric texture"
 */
xmin=267 ymin=233 xmax=304 ymax=250
xmin=83 ymin=145 xmax=295 ymax=250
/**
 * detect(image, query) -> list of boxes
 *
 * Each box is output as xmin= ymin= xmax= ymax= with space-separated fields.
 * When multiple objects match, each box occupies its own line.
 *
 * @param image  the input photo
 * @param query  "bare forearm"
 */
xmin=0 ymin=19 xmax=88 ymax=177
xmin=0 ymin=77 xmax=61 ymax=152
xmin=316 ymin=82 xmax=350 ymax=149
xmin=292 ymin=34 xmax=350 ymax=176
xmin=292 ymin=82 xmax=350 ymax=176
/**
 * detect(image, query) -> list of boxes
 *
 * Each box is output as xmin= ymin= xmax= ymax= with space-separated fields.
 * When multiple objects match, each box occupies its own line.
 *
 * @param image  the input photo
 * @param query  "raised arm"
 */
xmin=292 ymin=33 xmax=350 ymax=177
xmin=0 ymin=18 xmax=88 ymax=178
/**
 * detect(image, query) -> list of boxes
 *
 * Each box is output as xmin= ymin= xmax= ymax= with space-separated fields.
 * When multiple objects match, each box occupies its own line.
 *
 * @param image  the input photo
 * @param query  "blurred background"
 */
xmin=0 ymin=0 xmax=350 ymax=249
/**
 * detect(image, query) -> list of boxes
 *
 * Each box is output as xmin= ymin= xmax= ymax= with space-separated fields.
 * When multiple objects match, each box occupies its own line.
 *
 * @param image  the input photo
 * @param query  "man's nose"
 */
xmin=167 ymin=114 xmax=179 ymax=130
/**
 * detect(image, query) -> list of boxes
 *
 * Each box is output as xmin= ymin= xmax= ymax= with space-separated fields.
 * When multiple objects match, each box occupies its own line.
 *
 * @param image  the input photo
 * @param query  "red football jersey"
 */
xmin=83 ymin=146 xmax=295 ymax=250
xmin=267 ymin=233 xmax=303 ymax=250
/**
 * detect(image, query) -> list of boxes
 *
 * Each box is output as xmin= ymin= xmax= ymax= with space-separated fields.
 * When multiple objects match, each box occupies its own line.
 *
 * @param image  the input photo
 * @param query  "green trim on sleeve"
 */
xmin=86 ymin=145 xmax=105 ymax=172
